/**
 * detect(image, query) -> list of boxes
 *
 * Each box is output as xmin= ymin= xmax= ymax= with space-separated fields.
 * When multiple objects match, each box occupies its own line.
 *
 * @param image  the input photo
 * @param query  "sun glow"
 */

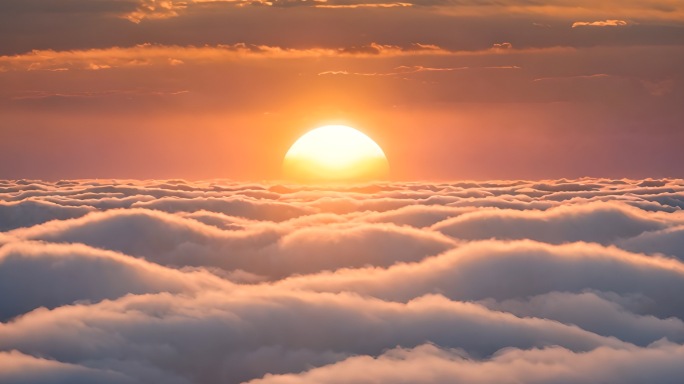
xmin=283 ymin=125 xmax=389 ymax=183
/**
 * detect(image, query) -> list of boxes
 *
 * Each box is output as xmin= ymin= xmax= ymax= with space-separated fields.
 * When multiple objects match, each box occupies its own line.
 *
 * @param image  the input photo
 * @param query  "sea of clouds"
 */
xmin=2 ymin=178 xmax=684 ymax=383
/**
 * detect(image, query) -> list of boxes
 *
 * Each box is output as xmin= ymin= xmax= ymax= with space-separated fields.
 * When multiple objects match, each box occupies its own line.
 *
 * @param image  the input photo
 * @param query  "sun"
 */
xmin=283 ymin=125 xmax=390 ymax=183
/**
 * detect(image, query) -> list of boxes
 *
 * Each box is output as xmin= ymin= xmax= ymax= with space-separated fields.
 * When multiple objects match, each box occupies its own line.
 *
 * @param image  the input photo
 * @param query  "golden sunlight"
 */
xmin=283 ymin=125 xmax=390 ymax=183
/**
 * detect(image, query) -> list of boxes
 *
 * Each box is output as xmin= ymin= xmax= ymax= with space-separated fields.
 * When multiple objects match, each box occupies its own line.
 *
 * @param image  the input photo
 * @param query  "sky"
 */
xmin=2 ymin=177 xmax=684 ymax=383
xmin=3 ymin=6 xmax=684 ymax=382
xmin=1 ymin=0 xmax=683 ymax=180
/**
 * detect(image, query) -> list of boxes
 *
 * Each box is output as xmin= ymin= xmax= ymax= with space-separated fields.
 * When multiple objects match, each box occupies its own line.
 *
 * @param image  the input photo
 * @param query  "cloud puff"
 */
xmin=352 ymin=204 xmax=472 ymax=228
xmin=618 ymin=225 xmax=684 ymax=260
xmin=131 ymin=196 xmax=314 ymax=222
xmin=10 ymin=208 xmax=455 ymax=278
xmin=0 ymin=290 xmax=628 ymax=383
xmin=280 ymin=240 xmax=684 ymax=318
xmin=492 ymin=42 xmax=513 ymax=49
xmin=9 ymin=208 xmax=285 ymax=272
xmin=572 ymin=19 xmax=628 ymax=28
xmin=124 ymin=0 xmax=187 ymax=23
xmin=269 ymin=222 xmax=457 ymax=276
xmin=479 ymin=291 xmax=684 ymax=346
xmin=0 ymin=199 xmax=92 ymax=231
xmin=247 ymin=341 xmax=684 ymax=384
xmin=0 ymin=350 xmax=142 ymax=384
xmin=0 ymin=241 xmax=225 ymax=321
xmin=432 ymin=202 xmax=670 ymax=245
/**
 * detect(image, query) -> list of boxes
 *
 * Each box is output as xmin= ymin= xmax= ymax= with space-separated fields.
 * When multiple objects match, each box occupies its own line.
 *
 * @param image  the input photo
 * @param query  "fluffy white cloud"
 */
xmin=0 ymin=199 xmax=92 ymax=231
xmin=10 ymin=208 xmax=456 ymax=278
xmin=247 ymin=342 xmax=684 ymax=384
xmin=618 ymin=225 xmax=684 ymax=260
xmin=432 ymin=202 xmax=672 ymax=245
xmin=479 ymin=291 xmax=684 ymax=345
xmin=0 ymin=290 xmax=628 ymax=383
xmin=279 ymin=240 xmax=684 ymax=318
xmin=0 ymin=241 xmax=226 ymax=321
xmin=0 ymin=350 xmax=143 ymax=384
xmin=132 ymin=197 xmax=314 ymax=222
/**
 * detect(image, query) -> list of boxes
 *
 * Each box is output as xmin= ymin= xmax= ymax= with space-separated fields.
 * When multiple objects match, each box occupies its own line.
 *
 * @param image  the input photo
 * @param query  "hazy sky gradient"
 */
xmin=1 ymin=0 xmax=683 ymax=179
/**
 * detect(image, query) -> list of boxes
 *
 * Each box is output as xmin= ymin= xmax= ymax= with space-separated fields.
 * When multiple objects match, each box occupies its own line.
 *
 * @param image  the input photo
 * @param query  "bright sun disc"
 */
xmin=283 ymin=125 xmax=389 ymax=183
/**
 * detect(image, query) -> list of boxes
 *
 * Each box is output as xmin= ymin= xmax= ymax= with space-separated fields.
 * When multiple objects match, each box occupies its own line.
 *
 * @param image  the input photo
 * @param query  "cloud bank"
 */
xmin=1 ymin=178 xmax=684 ymax=383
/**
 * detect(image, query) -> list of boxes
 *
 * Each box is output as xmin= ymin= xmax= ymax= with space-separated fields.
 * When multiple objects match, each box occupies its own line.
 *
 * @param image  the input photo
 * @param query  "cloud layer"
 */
xmin=1 ymin=178 xmax=684 ymax=383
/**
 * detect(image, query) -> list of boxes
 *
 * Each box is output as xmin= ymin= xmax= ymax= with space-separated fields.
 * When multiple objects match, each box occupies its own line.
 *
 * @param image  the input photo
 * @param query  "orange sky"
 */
xmin=1 ymin=0 xmax=683 ymax=180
